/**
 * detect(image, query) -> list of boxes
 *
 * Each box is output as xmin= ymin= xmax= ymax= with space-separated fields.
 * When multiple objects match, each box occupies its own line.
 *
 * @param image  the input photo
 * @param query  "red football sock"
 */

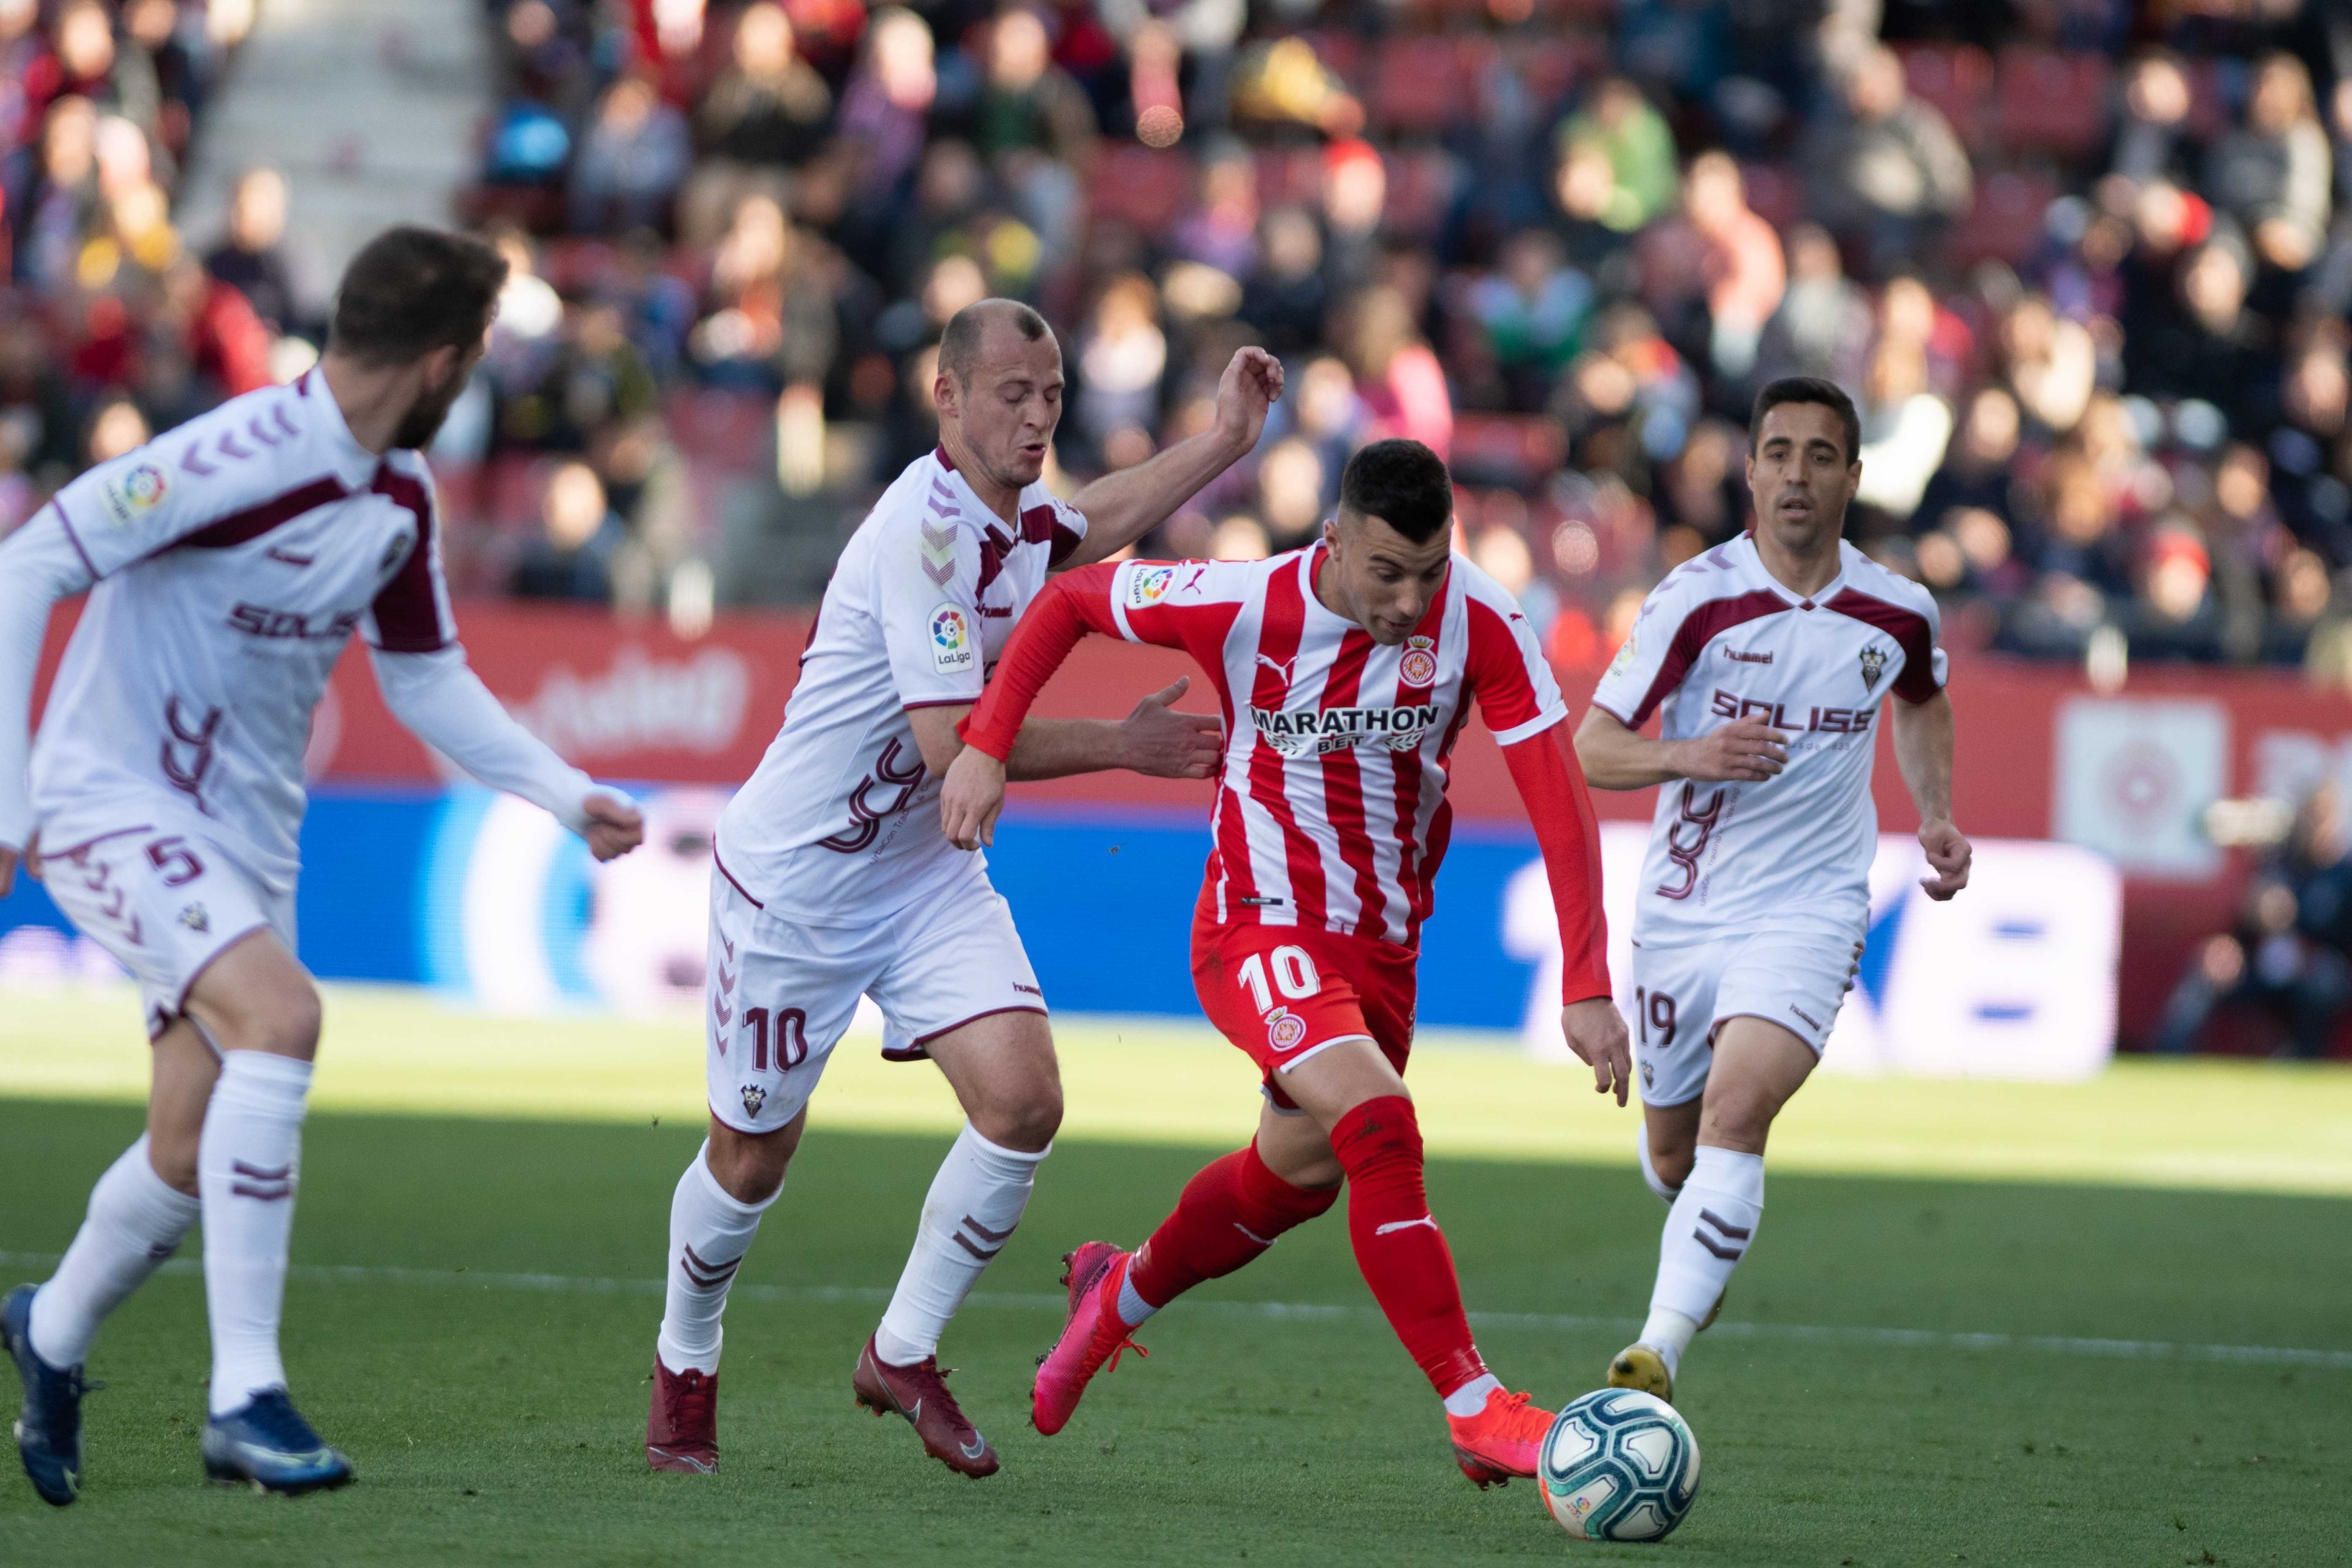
xmin=1129 ymin=1143 xmax=1337 ymax=1310
xmin=1330 ymin=1095 xmax=1486 ymax=1399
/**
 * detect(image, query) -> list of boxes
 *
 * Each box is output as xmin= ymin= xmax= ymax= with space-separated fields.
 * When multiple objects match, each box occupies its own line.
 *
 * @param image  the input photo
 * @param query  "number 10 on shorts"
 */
xmin=1237 ymin=946 xmax=1321 ymax=1014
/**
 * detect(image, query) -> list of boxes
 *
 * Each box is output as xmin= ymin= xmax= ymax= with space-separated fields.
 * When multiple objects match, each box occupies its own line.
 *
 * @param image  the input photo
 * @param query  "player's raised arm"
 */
xmin=1050 ymin=347 xmax=1283 ymax=570
xmin=0 ymin=507 xmax=96 ymax=896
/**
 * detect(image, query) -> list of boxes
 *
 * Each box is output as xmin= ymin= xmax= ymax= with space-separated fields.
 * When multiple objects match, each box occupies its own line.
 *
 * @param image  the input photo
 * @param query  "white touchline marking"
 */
xmin=4 ymin=1251 xmax=2347 ymax=1371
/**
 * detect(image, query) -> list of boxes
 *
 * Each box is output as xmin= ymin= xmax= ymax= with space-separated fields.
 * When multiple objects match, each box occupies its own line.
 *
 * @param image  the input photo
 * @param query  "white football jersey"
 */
xmin=715 ymin=447 xmax=1087 ymax=923
xmin=19 ymin=372 xmax=458 ymax=892
xmin=1590 ymin=534 xmax=1946 ymax=946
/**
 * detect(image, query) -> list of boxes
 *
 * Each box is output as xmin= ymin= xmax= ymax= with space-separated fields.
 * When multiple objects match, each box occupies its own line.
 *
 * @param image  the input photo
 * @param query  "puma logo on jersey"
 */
xmin=1253 ymin=653 xmax=1297 ymax=686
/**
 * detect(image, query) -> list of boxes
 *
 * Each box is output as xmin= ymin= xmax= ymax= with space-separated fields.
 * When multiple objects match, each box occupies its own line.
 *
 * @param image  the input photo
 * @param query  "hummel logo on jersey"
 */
xmin=1859 ymin=644 xmax=1887 ymax=691
xmin=1725 ymin=648 xmax=1773 ymax=664
xmin=1250 ymin=703 xmax=1439 ymax=757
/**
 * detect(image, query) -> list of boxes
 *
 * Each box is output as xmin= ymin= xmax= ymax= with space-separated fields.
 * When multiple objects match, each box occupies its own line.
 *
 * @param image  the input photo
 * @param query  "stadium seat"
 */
xmin=1738 ymin=161 xmax=1803 ymax=233
xmin=1511 ymin=35 xmax=1606 ymax=116
xmin=1898 ymin=43 xmax=1994 ymax=149
xmin=1450 ymin=414 xmax=1568 ymax=488
xmin=1254 ymin=146 xmax=1326 ymax=211
xmin=1371 ymin=35 xmax=1497 ymax=136
xmin=1384 ymin=147 xmax=1463 ymax=238
xmin=664 ymin=388 xmax=773 ymax=476
xmin=1995 ymin=48 xmax=2114 ymax=159
xmin=1085 ymin=145 xmax=1197 ymax=236
xmin=1945 ymin=169 xmax=2058 ymax=269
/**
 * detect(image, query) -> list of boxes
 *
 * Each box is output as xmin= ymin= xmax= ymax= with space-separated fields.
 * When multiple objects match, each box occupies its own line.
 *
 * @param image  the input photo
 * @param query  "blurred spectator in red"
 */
xmin=1638 ymin=151 xmax=1784 ymax=381
xmin=1340 ymin=283 xmax=1450 ymax=460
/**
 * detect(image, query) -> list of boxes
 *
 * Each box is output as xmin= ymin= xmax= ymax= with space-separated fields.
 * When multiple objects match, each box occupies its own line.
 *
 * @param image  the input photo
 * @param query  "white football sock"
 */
xmin=1636 ymin=1133 xmax=1682 ymax=1205
xmin=1115 ymin=1269 xmax=1157 ymax=1328
xmin=655 ymin=1142 xmax=779 ymax=1377
xmin=28 ymin=1135 xmax=200 ymax=1368
xmin=873 ymin=1124 xmax=1047 ymax=1366
xmin=1442 ymin=1371 xmax=1504 ymax=1418
xmin=198 ymin=1050 xmax=313 ymax=1417
xmin=1643 ymin=1145 xmax=1763 ymax=1378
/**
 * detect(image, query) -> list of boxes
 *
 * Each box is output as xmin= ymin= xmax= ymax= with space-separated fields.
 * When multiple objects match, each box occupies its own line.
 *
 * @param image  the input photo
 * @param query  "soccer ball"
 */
xmin=1537 ymin=1388 xmax=1701 ymax=1541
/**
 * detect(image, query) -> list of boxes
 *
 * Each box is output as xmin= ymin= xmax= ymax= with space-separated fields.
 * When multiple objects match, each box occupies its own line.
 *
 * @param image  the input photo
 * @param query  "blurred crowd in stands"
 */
xmin=9 ymin=1 xmax=2352 ymax=676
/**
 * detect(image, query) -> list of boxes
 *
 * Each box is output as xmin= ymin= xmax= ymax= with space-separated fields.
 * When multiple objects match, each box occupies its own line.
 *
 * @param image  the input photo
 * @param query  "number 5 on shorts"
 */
xmin=1237 ymin=946 xmax=1320 ymax=1014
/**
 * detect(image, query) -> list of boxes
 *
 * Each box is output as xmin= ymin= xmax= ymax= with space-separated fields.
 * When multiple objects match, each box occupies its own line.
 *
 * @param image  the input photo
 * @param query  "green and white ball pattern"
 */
xmin=1539 ymin=1389 xmax=1701 ymax=1542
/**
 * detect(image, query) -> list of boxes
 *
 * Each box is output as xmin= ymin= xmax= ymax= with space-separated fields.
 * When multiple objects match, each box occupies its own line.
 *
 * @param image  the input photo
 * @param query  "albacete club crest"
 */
xmin=1858 ymin=644 xmax=1887 ymax=693
xmin=740 ymin=1083 xmax=767 ymax=1118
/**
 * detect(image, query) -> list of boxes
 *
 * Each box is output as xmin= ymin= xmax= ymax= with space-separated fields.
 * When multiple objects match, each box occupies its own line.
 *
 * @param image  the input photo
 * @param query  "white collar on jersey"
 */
xmin=297 ymin=369 xmax=397 ymax=492
xmin=1744 ymin=533 xmax=1853 ymax=610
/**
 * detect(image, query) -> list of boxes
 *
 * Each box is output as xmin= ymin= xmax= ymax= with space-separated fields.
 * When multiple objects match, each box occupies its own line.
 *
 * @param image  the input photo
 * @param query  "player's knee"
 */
xmin=147 ymin=1133 xmax=200 ymax=1197
xmin=706 ymin=1119 xmax=797 ymax=1204
xmin=233 ymin=979 xmax=322 ymax=1060
xmin=974 ymin=1078 xmax=1062 ymax=1154
xmin=1648 ymin=1138 xmax=1696 ymax=1193
xmin=1696 ymin=1093 xmax=1774 ymax=1154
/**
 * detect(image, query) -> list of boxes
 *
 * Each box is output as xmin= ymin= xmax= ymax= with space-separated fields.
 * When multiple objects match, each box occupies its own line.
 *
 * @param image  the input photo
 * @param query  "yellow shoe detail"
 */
xmin=1606 ymin=1343 xmax=1674 ymax=1405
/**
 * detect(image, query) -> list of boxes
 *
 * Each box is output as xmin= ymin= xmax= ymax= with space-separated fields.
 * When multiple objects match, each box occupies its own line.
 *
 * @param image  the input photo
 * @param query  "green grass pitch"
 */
xmin=0 ymin=991 xmax=2347 ymax=1564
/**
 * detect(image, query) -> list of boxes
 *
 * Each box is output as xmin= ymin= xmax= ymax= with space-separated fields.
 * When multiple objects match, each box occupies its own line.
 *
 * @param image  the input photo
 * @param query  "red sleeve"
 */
xmin=1501 ymin=723 xmax=1612 ymax=1004
xmin=959 ymin=564 xmax=1124 ymax=761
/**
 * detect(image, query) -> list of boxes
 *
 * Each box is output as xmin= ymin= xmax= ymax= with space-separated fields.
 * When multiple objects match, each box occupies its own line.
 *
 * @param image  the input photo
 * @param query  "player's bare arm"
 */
xmin=1892 ymin=687 xmax=1969 ymax=900
xmin=1572 ymin=706 xmax=1788 ymax=790
xmin=1053 ymin=347 xmax=1284 ymax=570
xmin=913 ymin=676 xmax=1218 ymax=804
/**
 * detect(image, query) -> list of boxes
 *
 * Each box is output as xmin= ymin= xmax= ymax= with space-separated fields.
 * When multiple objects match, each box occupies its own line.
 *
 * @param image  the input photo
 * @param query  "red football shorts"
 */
xmin=1190 ymin=916 xmax=1419 ymax=1110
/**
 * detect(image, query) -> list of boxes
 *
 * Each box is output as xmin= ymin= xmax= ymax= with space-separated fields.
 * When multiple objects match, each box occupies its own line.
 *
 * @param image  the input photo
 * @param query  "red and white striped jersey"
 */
xmin=974 ymin=546 xmax=1568 ymax=949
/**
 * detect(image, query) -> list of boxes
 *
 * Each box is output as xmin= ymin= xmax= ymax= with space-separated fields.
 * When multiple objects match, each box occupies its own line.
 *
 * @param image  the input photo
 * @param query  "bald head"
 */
xmin=933 ymin=297 xmax=1063 ymax=504
xmin=939 ymin=298 xmax=1052 ymax=388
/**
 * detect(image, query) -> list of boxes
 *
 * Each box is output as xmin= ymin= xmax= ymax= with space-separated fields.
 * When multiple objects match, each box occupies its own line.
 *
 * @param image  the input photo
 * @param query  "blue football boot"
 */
xmin=201 ymin=1388 xmax=353 ymax=1495
xmin=2 ymin=1283 xmax=88 ymax=1506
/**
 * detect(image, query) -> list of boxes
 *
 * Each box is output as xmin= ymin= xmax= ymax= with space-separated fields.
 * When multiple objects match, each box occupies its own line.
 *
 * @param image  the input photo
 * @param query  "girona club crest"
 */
xmin=1399 ymin=635 xmax=1438 ymax=689
xmin=1266 ymin=1008 xmax=1309 ymax=1052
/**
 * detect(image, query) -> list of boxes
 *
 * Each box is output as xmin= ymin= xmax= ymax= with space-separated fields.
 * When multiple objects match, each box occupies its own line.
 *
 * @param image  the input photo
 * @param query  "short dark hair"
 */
xmin=328 ymin=226 xmax=508 ymax=365
xmin=1339 ymin=438 xmax=1453 ymax=544
xmin=1750 ymin=375 xmax=1861 ymax=465
xmin=938 ymin=298 xmax=1053 ymax=386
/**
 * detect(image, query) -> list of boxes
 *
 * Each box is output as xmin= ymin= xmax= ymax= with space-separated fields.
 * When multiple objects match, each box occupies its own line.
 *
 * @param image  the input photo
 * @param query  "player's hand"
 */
xmin=582 ymin=792 xmax=645 ymax=862
xmin=1211 ymin=347 xmax=1284 ymax=459
xmin=1561 ymin=996 xmax=1634 ymax=1106
xmin=1120 ymin=677 xmax=1223 ymax=780
xmin=941 ymin=746 xmax=1008 ymax=851
xmin=1918 ymin=818 xmax=1970 ymax=900
xmin=1674 ymin=717 xmax=1787 ymax=783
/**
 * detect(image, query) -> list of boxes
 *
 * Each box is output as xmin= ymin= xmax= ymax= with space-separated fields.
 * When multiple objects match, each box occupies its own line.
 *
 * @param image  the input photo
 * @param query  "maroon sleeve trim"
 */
xmin=161 ymin=475 xmax=348 ymax=554
xmin=1628 ymin=589 xmax=1791 ymax=727
xmin=1824 ymin=587 xmax=1941 ymax=701
xmin=901 ymin=697 xmax=978 ymax=711
xmin=46 ymin=501 xmax=100 ymax=580
xmin=367 ymin=467 xmax=451 ymax=653
xmin=1587 ymin=698 xmax=1635 ymax=727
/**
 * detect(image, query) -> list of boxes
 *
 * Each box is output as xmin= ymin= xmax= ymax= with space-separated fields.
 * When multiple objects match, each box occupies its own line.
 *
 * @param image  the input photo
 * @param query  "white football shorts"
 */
xmin=36 ymin=810 xmax=294 ymax=1041
xmin=702 ymin=854 xmax=1046 ymax=1134
xmin=1628 ymin=928 xmax=1865 ymax=1109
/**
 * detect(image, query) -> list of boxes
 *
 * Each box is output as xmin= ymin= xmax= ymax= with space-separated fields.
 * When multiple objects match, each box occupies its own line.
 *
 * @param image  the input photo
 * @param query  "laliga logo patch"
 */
xmin=740 ymin=1083 xmax=768 ymax=1118
xmin=1398 ymin=635 xmax=1438 ymax=688
xmin=1858 ymin=643 xmax=1887 ymax=693
xmin=929 ymin=603 xmax=974 ymax=675
xmin=1606 ymin=627 xmax=1638 ymax=678
xmin=378 ymin=532 xmax=411 ymax=576
xmin=1126 ymin=564 xmax=1176 ymax=609
xmin=101 ymin=462 xmax=169 ymax=527
xmin=1266 ymin=1008 xmax=1308 ymax=1052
